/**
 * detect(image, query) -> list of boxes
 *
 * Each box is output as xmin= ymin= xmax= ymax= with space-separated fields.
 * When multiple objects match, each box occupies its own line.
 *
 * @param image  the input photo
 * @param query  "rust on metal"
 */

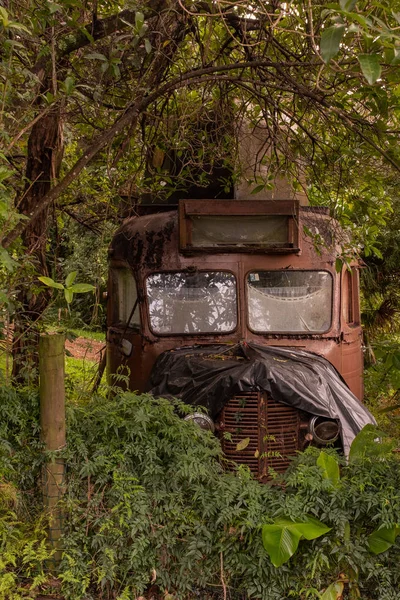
xmin=107 ymin=199 xmax=365 ymax=476
xmin=217 ymin=391 xmax=308 ymax=479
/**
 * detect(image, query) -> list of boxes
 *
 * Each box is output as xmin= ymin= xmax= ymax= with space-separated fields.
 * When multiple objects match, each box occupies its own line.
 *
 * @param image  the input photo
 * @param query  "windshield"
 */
xmin=247 ymin=271 xmax=332 ymax=333
xmin=146 ymin=271 xmax=237 ymax=334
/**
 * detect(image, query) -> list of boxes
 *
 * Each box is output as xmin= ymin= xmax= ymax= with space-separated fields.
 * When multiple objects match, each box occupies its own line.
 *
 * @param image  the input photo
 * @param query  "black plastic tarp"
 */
xmin=148 ymin=342 xmax=376 ymax=455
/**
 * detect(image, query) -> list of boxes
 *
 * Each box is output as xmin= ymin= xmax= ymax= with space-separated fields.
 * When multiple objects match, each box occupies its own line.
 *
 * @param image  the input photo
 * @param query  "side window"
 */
xmin=111 ymin=268 xmax=140 ymax=329
xmin=342 ymin=268 xmax=360 ymax=326
xmin=352 ymin=267 xmax=361 ymax=325
xmin=342 ymin=270 xmax=353 ymax=324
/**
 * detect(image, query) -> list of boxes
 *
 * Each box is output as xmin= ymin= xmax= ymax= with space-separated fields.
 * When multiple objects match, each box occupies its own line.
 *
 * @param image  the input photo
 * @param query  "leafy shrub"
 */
xmin=59 ymin=392 xmax=400 ymax=600
xmin=0 ymin=386 xmax=52 ymax=599
xmin=364 ymin=338 xmax=400 ymax=435
xmin=0 ymin=385 xmax=43 ymax=500
xmin=2 ymin=385 xmax=400 ymax=599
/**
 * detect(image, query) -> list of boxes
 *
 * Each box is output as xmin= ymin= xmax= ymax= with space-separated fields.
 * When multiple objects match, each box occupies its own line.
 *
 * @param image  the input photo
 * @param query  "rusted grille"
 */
xmin=217 ymin=391 xmax=300 ymax=480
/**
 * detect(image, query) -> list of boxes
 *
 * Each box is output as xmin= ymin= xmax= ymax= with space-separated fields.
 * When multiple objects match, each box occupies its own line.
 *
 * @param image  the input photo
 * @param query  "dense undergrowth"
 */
xmin=1 ymin=385 xmax=400 ymax=600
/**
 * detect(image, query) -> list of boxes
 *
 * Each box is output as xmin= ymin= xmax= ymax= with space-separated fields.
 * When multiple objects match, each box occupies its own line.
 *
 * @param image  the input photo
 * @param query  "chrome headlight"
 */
xmin=309 ymin=416 xmax=340 ymax=445
xmin=184 ymin=412 xmax=215 ymax=432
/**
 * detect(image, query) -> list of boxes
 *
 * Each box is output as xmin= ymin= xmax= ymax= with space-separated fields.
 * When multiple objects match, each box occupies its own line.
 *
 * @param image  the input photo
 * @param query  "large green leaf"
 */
xmin=262 ymin=517 xmax=331 ymax=567
xmin=38 ymin=276 xmax=64 ymax=290
xmin=316 ymin=451 xmax=340 ymax=486
xmin=339 ymin=0 xmax=357 ymax=11
xmin=358 ymin=54 xmax=381 ymax=85
xmin=65 ymin=271 xmax=77 ymax=288
xmin=368 ymin=526 xmax=400 ymax=554
xmin=135 ymin=11 xmax=144 ymax=31
xmin=320 ymin=581 xmax=344 ymax=600
xmin=262 ymin=521 xmax=302 ymax=567
xmin=320 ymin=25 xmax=346 ymax=64
xmin=349 ymin=424 xmax=394 ymax=462
xmin=289 ymin=516 xmax=331 ymax=540
xmin=69 ymin=283 xmax=95 ymax=293
xmin=64 ymin=288 xmax=74 ymax=304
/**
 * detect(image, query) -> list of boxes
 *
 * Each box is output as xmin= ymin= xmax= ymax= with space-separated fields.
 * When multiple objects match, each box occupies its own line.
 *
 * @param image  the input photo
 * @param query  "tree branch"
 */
xmin=3 ymin=56 xmax=397 ymax=247
xmin=31 ymin=1 xmax=169 ymax=77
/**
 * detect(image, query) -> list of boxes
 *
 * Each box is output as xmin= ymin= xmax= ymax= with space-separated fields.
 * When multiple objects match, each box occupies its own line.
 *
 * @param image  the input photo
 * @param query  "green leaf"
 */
xmin=64 ymin=76 xmax=75 ymax=95
xmin=320 ymin=582 xmax=344 ymax=600
xmin=378 ymin=403 xmax=400 ymax=414
xmin=339 ymin=0 xmax=356 ymax=11
xmin=236 ymin=437 xmax=250 ymax=451
xmin=0 ymin=247 xmax=17 ymax=272
xmin=349 ymin=424 xmax=394 ymax=462
xmin=391 ymin=48 xmax=400 ymax=65
xmin=64 ymin=288 xmax=74 ymax=304
xmin=0 ymin=166 xmax=14 ymax=182
xmin=320 ymin=25 xmax=346 ymax=64
xmin=344 ymin=521 xmax=351 ymax=542
xmin=370 ymin=245 xmax=383 ymax=259
xmin=316 ymin=451 xmax=340 ymax=486
xmin=145 ymin=38 xmax=152 ymax=54
xmin=85 ymin=53 xmax=107 ymax=61
xmin=38 ymin=276 xmax=64 ymax=290
xmin=262 ymin=517 xmax=331 ymax=567
xmin=262 ymin=522 xmax=302 ymax=567
xmin=335 ymin=257 xmax=343 ymax=273
xmin=368 ymin=526 xmax=400 ymax=554
xmin=135 ymin=11 xmax=144 ymax=30
xmin=0 ymin=6 xmax=9 ymax=26
xmin=392 ymin=352 xmax=400 ymax=369
xmin=45 ymin=92 xmax=55 ymax=104
xmin=288 ymin=516 xmax=331 ymax=540
xmin=48 ymin=2 xmax=63 ymax=14
xmin=65 ymin=271 xmax=77 ymax=288
xmin=8 ymin=21 xmax=31 ymax=33
xmin=251 ymin=184 xmax=265 ymax=194
xmin=69 ymin=283 xmax=95 ymax=293
xmin=358 ymin=54 xmax=381 ymax=85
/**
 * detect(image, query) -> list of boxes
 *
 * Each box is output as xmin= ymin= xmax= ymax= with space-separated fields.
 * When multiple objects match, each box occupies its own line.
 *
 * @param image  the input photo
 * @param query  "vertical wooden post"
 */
xmin=39 ymin=332 xmax=66 ymax=565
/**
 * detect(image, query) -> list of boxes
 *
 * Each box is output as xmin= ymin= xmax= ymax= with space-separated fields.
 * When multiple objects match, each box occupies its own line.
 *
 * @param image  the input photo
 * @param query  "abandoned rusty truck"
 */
xmin=107 ymin=199 xmax=375 ymax=480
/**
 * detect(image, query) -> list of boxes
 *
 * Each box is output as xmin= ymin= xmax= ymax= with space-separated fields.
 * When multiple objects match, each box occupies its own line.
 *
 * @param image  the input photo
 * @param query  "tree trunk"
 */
xmin=12 ymin=106 xmax=63 ymax=382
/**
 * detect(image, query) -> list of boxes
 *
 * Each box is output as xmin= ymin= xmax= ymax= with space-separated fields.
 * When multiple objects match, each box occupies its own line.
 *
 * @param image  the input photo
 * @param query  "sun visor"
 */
xmin=148 ymin=342 xmax=375 ymax=456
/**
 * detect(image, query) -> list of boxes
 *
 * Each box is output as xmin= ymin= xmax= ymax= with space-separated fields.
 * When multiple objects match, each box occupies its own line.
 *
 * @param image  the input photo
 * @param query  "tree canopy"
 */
xmin=1 ymin=0 xmax=400 ymax=369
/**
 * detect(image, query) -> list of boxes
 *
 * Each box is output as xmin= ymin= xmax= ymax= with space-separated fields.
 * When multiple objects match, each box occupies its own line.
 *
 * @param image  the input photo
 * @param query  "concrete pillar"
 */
xmin=234 ymin=121 xmax=309 ymax=205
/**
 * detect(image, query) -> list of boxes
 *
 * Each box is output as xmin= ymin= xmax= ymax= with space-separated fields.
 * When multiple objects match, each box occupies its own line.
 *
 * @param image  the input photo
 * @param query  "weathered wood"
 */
xmin=39 ymin=333 xmax=66 ymax=565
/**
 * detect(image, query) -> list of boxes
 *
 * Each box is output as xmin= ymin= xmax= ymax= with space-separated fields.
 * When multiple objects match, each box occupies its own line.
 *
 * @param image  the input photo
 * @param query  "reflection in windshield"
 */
xmin=146 ymin=272 xmax=237 ymax=334
xmin=247 ymin=271 xmax=332 ymax=332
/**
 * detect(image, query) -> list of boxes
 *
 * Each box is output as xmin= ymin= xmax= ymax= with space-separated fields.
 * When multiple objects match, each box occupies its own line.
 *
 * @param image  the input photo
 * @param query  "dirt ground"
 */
xmin=65 ymin=336 xmax=105 ymax=362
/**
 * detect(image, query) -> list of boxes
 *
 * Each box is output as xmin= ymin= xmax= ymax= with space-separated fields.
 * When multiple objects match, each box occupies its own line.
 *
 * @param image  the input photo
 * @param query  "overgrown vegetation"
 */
xmin=1 ymin=1 xmax=400 ymax=597
xmin=0 ymin=386 xmax=51 ymax=600
xmin=2 ymin=0 xmax=400 ymax=379
xmin=1 ymin=386 xmax=400 ymax=600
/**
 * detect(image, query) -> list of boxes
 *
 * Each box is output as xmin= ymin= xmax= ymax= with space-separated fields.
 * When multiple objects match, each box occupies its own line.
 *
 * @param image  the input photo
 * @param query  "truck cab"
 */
xmin=107 ymin=199 xmax=373 ymax=479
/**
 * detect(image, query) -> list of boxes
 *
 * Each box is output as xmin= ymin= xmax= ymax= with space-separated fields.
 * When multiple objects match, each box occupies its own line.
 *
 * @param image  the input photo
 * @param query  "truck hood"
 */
xmin=148 ymin=342 xmax=376 ymax=455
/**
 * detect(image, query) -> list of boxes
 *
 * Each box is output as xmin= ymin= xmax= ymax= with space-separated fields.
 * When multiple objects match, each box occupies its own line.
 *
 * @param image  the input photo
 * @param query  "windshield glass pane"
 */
xmin=146 ymin=272 xmax=237 ymax=334
xmin=247 ymin=271 xmax=332 ymax=333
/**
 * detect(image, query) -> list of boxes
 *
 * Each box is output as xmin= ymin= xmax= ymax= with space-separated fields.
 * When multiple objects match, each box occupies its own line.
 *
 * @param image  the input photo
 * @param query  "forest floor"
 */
xmin=65 ymin=335 xmax=104 ymax=362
